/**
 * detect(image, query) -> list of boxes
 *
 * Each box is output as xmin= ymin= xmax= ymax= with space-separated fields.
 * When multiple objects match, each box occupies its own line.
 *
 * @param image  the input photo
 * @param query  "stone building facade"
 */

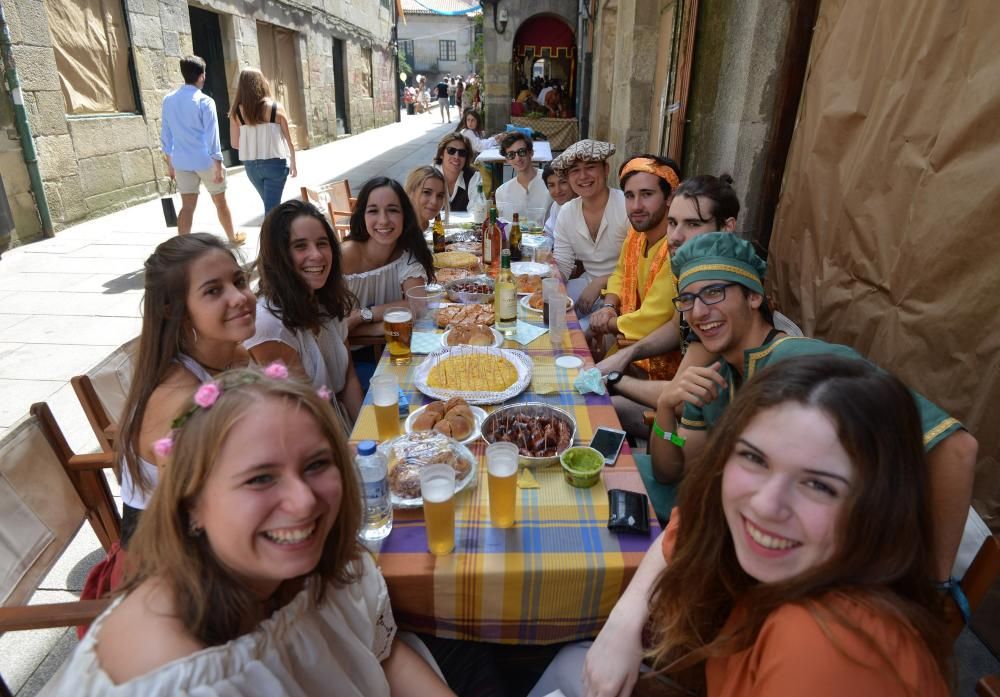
xmin=0 ymin=0 xmax=399 ymax=245
xmin=397 ymin=0 xmax=476 ymax=80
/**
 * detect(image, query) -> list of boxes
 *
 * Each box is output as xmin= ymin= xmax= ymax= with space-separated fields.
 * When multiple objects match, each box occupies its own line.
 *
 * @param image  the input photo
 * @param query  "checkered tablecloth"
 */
xmin=350 ymin=304 xmax=661 ymax=645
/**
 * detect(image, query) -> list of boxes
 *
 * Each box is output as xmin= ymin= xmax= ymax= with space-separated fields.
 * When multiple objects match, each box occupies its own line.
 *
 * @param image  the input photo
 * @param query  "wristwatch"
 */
xmin=606 ymin=371 xmax=623 ymax=386
xmin=360 ymin=307 xmax=374 ymax=323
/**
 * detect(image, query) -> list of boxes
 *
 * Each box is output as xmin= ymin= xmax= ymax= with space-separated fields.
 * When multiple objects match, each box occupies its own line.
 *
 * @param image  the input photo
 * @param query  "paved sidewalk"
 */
xmin=0 ymin=109 xmax=456 ymax=695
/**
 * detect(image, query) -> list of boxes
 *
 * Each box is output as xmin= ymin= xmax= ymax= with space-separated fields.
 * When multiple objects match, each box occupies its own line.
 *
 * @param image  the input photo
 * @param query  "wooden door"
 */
xmin=257 ymin=21 xmax=309 ymax=150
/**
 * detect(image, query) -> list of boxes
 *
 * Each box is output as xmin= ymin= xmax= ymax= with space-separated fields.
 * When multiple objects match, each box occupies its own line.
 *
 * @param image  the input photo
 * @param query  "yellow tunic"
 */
xmin=605 ymin=234 xmax=676 ymax=341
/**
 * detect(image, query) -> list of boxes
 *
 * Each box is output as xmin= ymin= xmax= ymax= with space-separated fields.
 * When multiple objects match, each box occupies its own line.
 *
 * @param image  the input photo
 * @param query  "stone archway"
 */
xmin=511 ymin=15 xmax=576 ymax=117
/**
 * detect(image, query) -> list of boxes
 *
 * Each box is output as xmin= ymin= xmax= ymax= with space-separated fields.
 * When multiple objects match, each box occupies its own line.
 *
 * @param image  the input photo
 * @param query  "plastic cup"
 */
xmin=549 ymin=291 xmax=567 ymax=347
xmin=406 ymin=284 xmax=445 ymax=329
xmin=421 ymin=464 xmax=456 ymax=555
xmin=541 ymin=277 xmax=560 ymax=326
xmin=486 ymin=442 xmax=519 ymax=528
xmin=371 ymin=374 xmax=400 ymax=440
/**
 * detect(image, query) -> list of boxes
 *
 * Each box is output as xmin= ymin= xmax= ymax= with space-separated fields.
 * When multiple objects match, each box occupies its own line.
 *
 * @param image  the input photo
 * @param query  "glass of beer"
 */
xmin=420 ymin=464 xmax=456 ymax=555
xmin=370 ymin=374 xmax=400 ymax=440
xmin=383 ymin=308 xmax=413 ymax=364
xmin=486 ymin=442 xmax=519 ymax=528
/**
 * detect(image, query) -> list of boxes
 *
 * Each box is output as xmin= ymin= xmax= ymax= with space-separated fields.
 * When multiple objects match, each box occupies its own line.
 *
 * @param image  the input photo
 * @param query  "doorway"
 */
xmin=189 ymin=6 xmax=237 ymax=164
xmin=257 ymin=21 xmax=309 ymax=149
xmin=332 ymin=38 xmax=350 ymax=135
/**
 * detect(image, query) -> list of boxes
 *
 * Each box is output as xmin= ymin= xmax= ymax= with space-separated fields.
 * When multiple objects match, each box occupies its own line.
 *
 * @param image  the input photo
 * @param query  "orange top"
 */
xmin=659 ymin=512 xmax=948 ymax=697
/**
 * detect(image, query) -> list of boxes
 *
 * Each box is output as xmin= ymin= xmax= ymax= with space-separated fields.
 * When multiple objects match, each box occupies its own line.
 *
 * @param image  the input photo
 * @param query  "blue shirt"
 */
xmin=160 ymin=84 xmax=222 ymax=172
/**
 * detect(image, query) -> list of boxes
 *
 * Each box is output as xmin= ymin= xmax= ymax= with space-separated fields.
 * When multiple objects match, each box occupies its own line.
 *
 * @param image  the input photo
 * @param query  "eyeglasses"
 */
xmin=445 ymin=146 xmax=468 ymax=157
xmin=671 ymin=283 xmax=741 ymax=312
xmin=504 ymin=147 xmax=530 ymax=160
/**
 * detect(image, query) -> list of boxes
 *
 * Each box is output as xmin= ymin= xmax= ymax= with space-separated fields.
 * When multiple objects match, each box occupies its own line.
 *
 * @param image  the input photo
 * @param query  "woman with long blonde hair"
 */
xmin=50 ymin=367 xmax=455 ymax=695
xmin=229 ymin=67 xmax=297 ymax=214
xmin=404 ymin=165 xmax=448 ymax=231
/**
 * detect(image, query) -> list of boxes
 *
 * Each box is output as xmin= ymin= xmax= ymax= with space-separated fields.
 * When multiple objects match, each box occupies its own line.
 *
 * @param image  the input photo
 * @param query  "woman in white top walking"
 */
xmin=229 ymin=68 xmax=297 ymax=214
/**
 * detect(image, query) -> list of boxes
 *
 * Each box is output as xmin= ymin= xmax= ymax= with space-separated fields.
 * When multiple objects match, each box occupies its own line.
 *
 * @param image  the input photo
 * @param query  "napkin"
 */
xmin=411 ymin=331 xmax=443 ymax=354
xmin=573 ymin=368 xmax=607 ymax=395
xmin=517 ymin=468 xmax=540 ymax=489
xmin=531 ymin=359 xmax=558 ymax=395
xmin=510 ymin=320 xmax=548 ymax=346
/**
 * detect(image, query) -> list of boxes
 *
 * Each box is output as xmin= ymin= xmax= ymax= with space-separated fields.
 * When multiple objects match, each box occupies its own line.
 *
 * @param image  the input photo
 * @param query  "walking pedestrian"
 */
xmin=229 ymin=68 xmax=297 ymax=216
xmin=160 ymin=56 xmax=244 ymax=245
xmin=435 ymin=77 xmax=451 ymax=122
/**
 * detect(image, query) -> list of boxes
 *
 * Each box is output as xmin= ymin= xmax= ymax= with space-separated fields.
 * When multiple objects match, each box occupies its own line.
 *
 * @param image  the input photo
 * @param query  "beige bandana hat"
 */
xmin=551 ymin=139 xmax=617 ymax=173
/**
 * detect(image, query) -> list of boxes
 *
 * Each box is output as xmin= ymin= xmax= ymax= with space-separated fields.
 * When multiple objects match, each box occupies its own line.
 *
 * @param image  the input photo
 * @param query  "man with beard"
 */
xmin=588 ymin=155 xmax=682 ymax=346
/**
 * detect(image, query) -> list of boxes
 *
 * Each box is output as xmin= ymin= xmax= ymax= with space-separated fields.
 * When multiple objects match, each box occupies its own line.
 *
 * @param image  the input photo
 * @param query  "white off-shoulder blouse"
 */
xmin=43 ymin=554 xmax=396 ymax=696
xmin=345 ymin=252 xmax=428 ymax=310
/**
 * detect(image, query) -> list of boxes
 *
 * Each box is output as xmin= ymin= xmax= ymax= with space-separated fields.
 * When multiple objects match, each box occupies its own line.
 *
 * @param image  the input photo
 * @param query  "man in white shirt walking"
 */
xmin=494 ymin=133 xmax=552 ymax=223
xmin=550 ymin=139 xmax=628 ymax=319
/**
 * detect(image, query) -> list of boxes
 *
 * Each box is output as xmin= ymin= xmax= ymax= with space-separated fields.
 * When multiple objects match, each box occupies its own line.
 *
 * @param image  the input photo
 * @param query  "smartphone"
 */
xmin=590 ymin=426 xmax=627 ymax=466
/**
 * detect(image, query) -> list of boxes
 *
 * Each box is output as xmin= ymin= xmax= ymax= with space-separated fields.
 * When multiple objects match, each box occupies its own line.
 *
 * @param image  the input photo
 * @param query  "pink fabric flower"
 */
xmin=153 ymin=436 xmax=174 ymax=458
xmin=194 ymin=382 xmax=221 ymax=408
xmin=264 ymin=362 xmax=289 ymax=380
xmin=317 ymin=385 xmax=332 ymax=401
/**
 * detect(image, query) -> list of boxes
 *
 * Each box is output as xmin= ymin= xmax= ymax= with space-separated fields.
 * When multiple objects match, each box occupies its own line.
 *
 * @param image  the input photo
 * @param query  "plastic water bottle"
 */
xmin=356 ymin=440 xmax=392 ymax=542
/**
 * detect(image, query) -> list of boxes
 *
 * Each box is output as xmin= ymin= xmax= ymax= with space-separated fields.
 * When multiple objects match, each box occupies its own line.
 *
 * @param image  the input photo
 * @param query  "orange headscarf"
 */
xmin=620 ymin=157 xmax=680 ymax=191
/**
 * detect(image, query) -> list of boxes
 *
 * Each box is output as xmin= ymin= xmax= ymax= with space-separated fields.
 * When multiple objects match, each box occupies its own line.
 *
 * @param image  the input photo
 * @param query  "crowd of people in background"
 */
xmin=51 ymin=52 xmax=980 ymax=697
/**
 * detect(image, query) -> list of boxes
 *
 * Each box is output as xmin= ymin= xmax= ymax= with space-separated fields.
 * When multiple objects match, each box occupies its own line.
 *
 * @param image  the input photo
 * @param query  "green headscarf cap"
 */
xmin=670 ymin=232 xmax=767 ymax=295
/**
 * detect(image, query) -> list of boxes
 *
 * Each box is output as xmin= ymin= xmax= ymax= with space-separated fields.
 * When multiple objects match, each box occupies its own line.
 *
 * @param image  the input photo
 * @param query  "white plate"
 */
xmin=413 ymin=345 xmax=533 ymax=405
xmin=379 ymin=432 xmax=478 ymax=508
xmin=519 ymin=294 xmax=573 ymax=314
xmin=510 ymin=261 xmax=550 ymax=277
xmin=440 ymin=326 xmax=504 ymax=348
xmin=405 ymin=404 xmax=488 ymax=445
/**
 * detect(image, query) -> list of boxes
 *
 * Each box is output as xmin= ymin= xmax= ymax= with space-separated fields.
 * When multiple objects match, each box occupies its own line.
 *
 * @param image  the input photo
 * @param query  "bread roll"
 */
xmin=446 ymin=413 xmax=474 ymax=440
xmin=412 ymin=410 xmax=441 ymax=431
xmin=433 ymin=419 xmax=453 ymax=437
xmin=425 ymin=401 xmax=447 ymax=416
xmin=443 ymin=397 xmax=468 ymax=413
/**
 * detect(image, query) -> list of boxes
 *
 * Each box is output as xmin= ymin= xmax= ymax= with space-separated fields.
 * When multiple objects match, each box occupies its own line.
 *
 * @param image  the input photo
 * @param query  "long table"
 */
xmin=349 ymin=302 xmax=660 ymax=645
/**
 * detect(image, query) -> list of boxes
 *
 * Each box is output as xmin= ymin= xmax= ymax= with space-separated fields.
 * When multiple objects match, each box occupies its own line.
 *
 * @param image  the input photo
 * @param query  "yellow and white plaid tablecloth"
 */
xmin=350 ymin=306 xmax=660 ymax=644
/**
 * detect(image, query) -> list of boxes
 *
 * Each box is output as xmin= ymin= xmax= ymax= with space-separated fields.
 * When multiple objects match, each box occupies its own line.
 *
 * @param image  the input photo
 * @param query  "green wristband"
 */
xmin=652 ymin=421 xmax=686 ymax=447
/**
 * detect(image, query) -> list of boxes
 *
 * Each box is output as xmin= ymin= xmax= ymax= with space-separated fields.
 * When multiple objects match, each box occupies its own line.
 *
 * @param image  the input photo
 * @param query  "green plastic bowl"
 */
xmin=560 ymin=446 xmax=604 ymax=488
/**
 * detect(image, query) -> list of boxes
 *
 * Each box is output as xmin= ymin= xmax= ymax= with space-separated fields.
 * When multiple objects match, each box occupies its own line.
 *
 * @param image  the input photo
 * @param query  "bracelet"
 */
xmin=935 ymin=577 xmax=971 ymax=624
xmin=600 ymin=303 xmax=618 ymax=313
xmin=652 ymin=421 xmax=686 ymax=447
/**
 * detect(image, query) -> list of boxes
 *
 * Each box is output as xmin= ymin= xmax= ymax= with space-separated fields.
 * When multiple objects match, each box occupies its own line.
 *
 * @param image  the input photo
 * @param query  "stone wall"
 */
xmin=482 ymin=1 xmax=577 ymax=133
xmin=674 ymin=0 xmax=792 ymax=236
xmin=0 ymin=79 xmax=38 ymax=245
xmin=0 ymin=0 xmax=396 ymax=234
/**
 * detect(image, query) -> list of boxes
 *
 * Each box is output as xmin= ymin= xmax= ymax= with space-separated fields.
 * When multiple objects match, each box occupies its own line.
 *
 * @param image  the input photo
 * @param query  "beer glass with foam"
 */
xmin=420 ymin=464 xmax=456 ymax=555
xmin=370 ymin=374 xmax=400 ymax=440
xmin=486 ymin=442 xmax=519 ymax=528
xmin=383 ymin=308 xmax=413 ymax=364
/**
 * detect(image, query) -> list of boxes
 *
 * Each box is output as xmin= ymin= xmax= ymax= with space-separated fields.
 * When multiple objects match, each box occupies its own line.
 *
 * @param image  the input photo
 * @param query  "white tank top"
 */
xmin=236 ymin=102 xmax=291 ymax=162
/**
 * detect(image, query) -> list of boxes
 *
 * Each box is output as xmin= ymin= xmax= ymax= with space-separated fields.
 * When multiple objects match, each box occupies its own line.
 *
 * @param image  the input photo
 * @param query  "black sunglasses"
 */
xmin=445 ymin=146 xmax=468 ymax=157
xmin=504 ymin=147 xmax=531 ymax=160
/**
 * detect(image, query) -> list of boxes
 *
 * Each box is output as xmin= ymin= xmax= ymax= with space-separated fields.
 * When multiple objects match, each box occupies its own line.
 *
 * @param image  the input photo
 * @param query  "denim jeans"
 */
xmin=244 ymin=157 xmax=289 ymax=214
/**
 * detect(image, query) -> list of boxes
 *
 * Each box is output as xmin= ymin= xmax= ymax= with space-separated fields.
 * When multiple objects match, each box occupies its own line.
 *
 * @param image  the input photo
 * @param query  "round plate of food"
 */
xmin=520 ymin=292 xmax=573 ymax=313
xmin=405 ymin=397 xmax=488 ymax=445
xmin=510 ymin=261 xmax=550 ymax=277
xmin=413 ymin=345 xmax=533 ymax=405
xmin=481 ymin=402 xmax=577 ymax=467
xmin=515 ymin=274 xmax=543 ymax=295
xmin=435 ymin=303 xmax=495 ymax=328
xmin=445 ymin=276 xmax=494 ymax=303
xmin=379 ymin=431 xmax=478 ymax=508
xmin=441 ymin=324 xmax=504 ymax=348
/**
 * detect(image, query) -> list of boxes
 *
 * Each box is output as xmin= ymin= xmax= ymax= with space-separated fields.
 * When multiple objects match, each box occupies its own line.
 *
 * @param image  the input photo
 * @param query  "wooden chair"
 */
xmin=301 ymin=180 xmax=356 ymax=239
xmin=949 ymin=531 xmax=1000 ymax=639
xmin=978 ymin=675 xmax=1000 ymax=696
xmin=0 ymin=404 xmax=118 ymax=695
xmin=71 ymin=336 xmax=139 ymax=458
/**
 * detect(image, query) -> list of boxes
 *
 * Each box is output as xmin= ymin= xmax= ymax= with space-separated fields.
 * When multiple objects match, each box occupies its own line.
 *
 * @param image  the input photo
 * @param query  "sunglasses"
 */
xmin=445 ymin=146 xmax=468 ymax=157
xmin=504 ymin=147 xmax=531 ymax=160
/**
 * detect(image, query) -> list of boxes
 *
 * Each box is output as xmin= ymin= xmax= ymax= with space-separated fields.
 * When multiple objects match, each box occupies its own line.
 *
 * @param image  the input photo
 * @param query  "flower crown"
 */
xmin=152 ymin=362 xmax=333 ymax=458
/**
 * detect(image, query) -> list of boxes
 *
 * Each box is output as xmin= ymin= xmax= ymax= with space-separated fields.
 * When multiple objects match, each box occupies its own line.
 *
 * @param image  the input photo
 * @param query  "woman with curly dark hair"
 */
xmin=246 ymin=199 xmax=362 ymax=424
